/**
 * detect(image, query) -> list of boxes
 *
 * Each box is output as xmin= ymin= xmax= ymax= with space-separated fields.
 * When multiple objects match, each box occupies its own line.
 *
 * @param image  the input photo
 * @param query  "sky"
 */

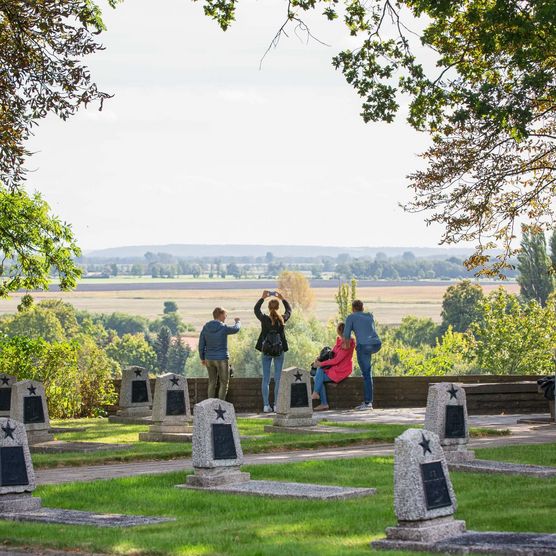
xmin=26 ymin=0 xmax=449 ymax=251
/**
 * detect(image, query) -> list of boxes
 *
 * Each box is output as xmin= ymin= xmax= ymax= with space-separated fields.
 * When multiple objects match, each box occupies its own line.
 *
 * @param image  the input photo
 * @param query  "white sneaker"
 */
xmin=355 ymin=402 xmax=373 ymax=411
xmin=263 ymin=405 xmax=273 ymax=413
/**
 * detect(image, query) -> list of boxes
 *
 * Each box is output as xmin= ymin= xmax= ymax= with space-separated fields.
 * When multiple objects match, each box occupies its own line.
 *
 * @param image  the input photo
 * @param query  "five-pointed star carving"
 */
xmin=0 ymin=375 xmax=10 ymax=386
xmin=170 ymin=376 xmax=180 ymax=387
xmin=419 ymin=433 xmax=432 ymax=456
xmin=214 ymin=405 xmax=226 ymax=420
xmin=2 ymin=421 xmax=16 ymax=439
xmin=448 ymin=384 xmax=458 ymax=400
xmin=293 ymin=371 xmax=303 ymax=382
xmin=27 ymin=384 xmax=37 ymax=395
xmin=134 ymin=369 xmax=143 ymax=377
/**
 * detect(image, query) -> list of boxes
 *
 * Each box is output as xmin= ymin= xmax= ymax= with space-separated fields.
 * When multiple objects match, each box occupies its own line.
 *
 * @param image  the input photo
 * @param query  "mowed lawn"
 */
xmin=0 ymin=283 xmax=520 ymax=328
xmin=2 ymin=444 xmax=555 ymax=555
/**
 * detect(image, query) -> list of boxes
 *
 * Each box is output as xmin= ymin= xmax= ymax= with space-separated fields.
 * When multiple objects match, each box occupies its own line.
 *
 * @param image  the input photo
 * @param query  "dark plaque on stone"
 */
xmin=290 ymin=383 xmax=309 ymax=408
xmin=23 ymin=396 xmax=45 ymax=424
xmin=420 ymin=461 xmax=452 ymax=510
xmin=166 ymin=390 xmax=186 ymax=416
xmin=131 ymin=380 xmax=148 ymax=403
xmin=212 ymin=423 xmax=237 ymax=460
xmin=0 ymin=446 xmax=29 ymax=486
xmin=0 ymin=388 xmax=11 ymax=411
xmin=445 ymin=405 xmax=465 ymax=438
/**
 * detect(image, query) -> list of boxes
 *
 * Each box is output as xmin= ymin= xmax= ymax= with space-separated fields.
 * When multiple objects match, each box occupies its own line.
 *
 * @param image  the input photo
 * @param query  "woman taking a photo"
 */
xmin=254 ymin=290 xmax=292 ymax=413
xmin=311 ymin=322 xmax=355 ymax=411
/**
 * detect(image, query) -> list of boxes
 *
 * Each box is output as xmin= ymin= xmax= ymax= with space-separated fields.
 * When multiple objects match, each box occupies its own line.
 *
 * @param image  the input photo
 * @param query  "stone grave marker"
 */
xmin=264 ymin=367 xmax=318 ymax=432
xmin=139 ymin=373 xmax=192 ymax=442
xmin=10 ymin=381 xmax=53 ymax=445
xmin=424 ymin=383 xmax=475 ymax=462
xmin=372 ymin=428 xmax=466 ymax=550
xmin=0 ymin=417 xmax=41 ymax=512
xmin=182 ymin=398 xmax=249 ymax=487
xmin=109 ymin=366 xmax=152 ymax=423
xmin=0 ymin=374 xmax=15 ymax=418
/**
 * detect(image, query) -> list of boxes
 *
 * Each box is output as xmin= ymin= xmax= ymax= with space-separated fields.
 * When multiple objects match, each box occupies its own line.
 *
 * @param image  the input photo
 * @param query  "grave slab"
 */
xmin=0 ymin=375 xmax=15 ymax=418
xmin=424 ymin=383 xmax=474 ymax=463
xmin=29 ymin=441 xmax=132 ymax=454
xmin=263 ymin=424 xmax=357 ymax=434
xmin=139 ymin=374 xmax=192 ymax=443
xmin=0 ymin=507 xmax=174 ymax=527
xmin=10 ymin=381 xmax=53 ymax=445
xmin=448 ymin=458 xmax=556 ymax=478
xmin=109 ymin=366 xmax=152 ymax=422
xmin=266 ymin=368 xmax=317 ymax=431
xmin=181 ymin=479 xmax=376 ymax=500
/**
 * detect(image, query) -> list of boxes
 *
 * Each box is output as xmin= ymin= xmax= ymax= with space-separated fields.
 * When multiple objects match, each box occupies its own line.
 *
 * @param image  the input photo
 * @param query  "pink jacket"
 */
xmin=324 ymin=337 xmax=355 ymax=383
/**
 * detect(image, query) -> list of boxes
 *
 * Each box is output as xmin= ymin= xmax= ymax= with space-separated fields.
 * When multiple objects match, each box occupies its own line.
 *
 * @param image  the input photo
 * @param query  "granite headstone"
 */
xmin=0 ymin=418 xmax=41 ymax=512
xmin=10 ymin=381 xmax=53 ymax=445
xmin=184 ymin=398 xmax=249 ymax=487
xmin=372 ymin=428 xmax=466 ymax=549
xmin=139 ymin=373 xmax=192 ymax=442
xmin=424 ymin=383 xmax=475 ymax=462
xmin=269 ymin=367 xmax=317 ymax=428
xmin=115 ymin=366 xmax=152 ymax=418
xmin=0 ymin=374 xmax=15 ymax=418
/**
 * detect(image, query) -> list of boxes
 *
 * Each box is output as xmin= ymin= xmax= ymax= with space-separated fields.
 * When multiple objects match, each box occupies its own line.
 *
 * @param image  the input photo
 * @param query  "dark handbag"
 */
xmin=538 ymin=376 xmax=555 ymax=400
xmin=310 ymin=346 xmax=335 ymax=376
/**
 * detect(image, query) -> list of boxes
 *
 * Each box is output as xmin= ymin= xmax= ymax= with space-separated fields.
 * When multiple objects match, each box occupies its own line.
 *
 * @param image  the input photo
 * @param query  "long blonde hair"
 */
xmin=268 ymin=299 xmax=285 ymax=327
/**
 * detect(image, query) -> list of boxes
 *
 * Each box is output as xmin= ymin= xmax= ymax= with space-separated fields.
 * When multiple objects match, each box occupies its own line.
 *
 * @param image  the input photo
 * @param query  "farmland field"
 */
xmin=0 ymin=281 xmax=519 ymax=331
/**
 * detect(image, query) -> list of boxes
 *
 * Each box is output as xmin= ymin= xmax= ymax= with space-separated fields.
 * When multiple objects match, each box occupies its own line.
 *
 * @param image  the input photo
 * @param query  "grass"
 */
xmin=33 ymin=418 xmax=509 ymax=469
xmin=2 ymin=444 xmax=556 ymax=555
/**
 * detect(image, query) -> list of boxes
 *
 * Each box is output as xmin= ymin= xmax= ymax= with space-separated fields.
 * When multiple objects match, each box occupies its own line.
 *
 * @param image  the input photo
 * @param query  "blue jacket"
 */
xmin=199 ymin=320 xmax=241 ymax=361
xmin=343 ymin=311 xmax=377 ymax=347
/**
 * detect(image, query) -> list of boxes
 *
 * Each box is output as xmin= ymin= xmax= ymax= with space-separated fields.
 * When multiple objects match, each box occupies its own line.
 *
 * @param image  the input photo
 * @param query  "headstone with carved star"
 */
xmin=139 ymin=373 xmax=192 ymax=442
xmin=182 ymin=398 xmax=249 ymax=487
xmin=0 ymin=417 xmax=42 ymax=512
xmin=10 ymin=381 xmax=53 ymax=445
xmin=114 ymin=366 xmax=152 ymax=420
xmin=371 ymin=428 xmax=466 ymax=550
xmin=268 ymin=367 xmax=318 ymax=429
xmin=424 ymin=383 xmax=474 ymax=462
xmin=0 ymin=374 xmax=16 ymax=418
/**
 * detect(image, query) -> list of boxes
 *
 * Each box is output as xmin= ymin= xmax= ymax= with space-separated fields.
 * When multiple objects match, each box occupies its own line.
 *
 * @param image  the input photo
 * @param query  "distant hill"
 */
xmin=85 ymin=244 xmax=474 ymax=259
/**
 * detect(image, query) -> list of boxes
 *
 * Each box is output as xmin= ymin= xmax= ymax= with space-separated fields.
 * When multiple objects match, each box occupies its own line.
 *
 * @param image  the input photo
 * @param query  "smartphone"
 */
xmin=268 ymin=290 xmax=276 ymax=296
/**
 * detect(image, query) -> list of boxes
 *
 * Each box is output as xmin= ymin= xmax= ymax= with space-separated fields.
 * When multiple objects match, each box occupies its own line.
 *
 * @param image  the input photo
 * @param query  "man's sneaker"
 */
xmin=263 ymin=405 xmax=273 ymax=413
xmin=355 ymin=402 xmax=373 ymax=411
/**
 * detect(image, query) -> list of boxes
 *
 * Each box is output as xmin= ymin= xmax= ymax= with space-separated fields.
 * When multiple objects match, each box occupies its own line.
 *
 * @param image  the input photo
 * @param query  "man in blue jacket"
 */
xmin=199 ymin=307 xmax=241 ymax=400
xmin=343 ymin=299 xmax=380 ymax=411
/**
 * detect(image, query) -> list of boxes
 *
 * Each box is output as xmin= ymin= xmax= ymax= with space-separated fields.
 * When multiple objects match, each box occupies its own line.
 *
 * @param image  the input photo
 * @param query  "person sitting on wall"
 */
xmin=311 ymin=322 xmax=355 ymax=411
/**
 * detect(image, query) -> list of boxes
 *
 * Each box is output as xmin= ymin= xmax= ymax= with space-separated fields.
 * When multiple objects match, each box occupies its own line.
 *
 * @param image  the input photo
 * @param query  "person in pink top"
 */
xmin=310 ymin=322 xmax=355 ymax=411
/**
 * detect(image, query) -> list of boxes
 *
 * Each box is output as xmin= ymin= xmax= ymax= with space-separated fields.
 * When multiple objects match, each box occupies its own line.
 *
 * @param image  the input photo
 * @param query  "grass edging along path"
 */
xmin=32 ymin=418 xmax=510 ymax=469
xmin=2 ymin=444 xmax=555 ymax=556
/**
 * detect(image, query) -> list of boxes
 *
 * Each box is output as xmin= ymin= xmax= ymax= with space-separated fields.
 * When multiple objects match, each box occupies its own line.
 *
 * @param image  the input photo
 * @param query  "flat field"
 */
xmin=0 ymin=282 xmax=519 ymax=330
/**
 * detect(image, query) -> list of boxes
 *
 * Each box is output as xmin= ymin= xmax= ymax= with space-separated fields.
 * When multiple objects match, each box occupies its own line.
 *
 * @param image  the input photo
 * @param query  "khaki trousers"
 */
xmin=206 ymin=359 xmax=230 ymax=400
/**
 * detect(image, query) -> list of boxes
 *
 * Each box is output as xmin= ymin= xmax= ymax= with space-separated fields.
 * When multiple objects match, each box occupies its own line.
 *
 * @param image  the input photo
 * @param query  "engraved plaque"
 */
xmin=212 ymin=423 xmax=237 ymax=460
xmin=0 ymin=388 xmax=11 ymax=411
xmin=445 ymin=405 xmax=465 ymax=438
xmin=0 ymin=446 xmax=29 ymax=486
xmin=166 ymin=390 xmax=186 ymax=416
xmin=23 ymin=396 xmax=45 ymax=424
xmin=131 ymin=380 xmax=148 ymax=403
xmin=420 ymin=461 xmax=452 ymax=510
xmin=290 ymin=383 xmax=309 ymax=408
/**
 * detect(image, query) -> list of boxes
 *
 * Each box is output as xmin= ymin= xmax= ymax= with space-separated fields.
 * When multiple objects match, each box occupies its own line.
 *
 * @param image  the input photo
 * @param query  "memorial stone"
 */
xmin=139 ymin=374 xmax=192 ymax=442
xmin=10 ymin=381 xmax=53 ymax=445
xmin=424 ymin=383 xmax=475 ymax=462
xmin=0 ymin=418 xmax=42 ymax=512
xmin=372 ymin=429 xmax=466 ymax=550
xmin=184 ymin=398 xmax=250 ymax=487
xmin=115 ymin=366 xmax=152 ymax=418
xmin=0 ymin=374 xmax=15 ymax=418
xmin=269 ymin=367 xmax=318 ymax=428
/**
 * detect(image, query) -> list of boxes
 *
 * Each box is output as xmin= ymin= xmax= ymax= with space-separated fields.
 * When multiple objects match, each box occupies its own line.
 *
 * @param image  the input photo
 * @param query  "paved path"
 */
xmin=36 ymin=411 xmax=556 ymax=486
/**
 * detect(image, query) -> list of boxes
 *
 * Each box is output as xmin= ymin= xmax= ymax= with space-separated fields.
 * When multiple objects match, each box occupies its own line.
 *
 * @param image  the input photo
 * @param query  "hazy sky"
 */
xmin=27 ymin=0 xmax=449 ymax=251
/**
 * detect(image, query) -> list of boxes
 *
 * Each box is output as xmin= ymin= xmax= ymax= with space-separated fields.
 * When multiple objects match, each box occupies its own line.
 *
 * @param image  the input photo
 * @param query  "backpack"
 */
xmin=262 ymin=329 xmax=283 ymax=357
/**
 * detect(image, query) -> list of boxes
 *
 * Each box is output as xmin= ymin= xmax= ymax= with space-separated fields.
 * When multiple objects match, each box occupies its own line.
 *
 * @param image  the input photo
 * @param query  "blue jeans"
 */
xmin=356 ymin=344 xmax=373 ymax=403
xmin=261 ymin=353 xmax=285 ymax=407
xmin=313 ymin=367 xmax=333 ymax=405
